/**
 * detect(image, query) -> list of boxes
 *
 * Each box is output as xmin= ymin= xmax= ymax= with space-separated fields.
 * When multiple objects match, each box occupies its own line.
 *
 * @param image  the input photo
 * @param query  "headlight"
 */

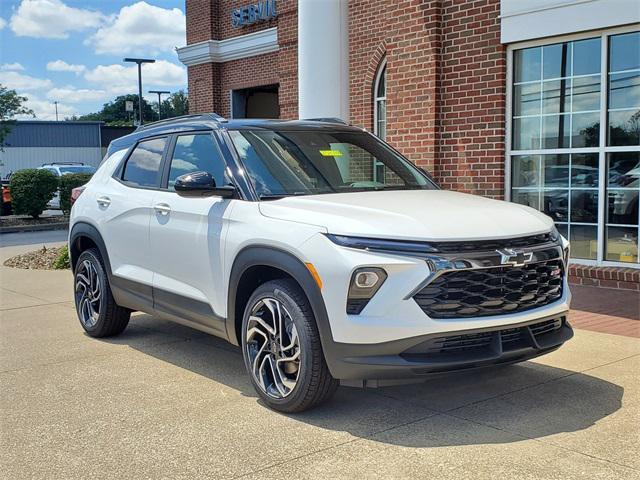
xmin=346 ymin=267 xmax=387 ymax=314
xmin=549 ymin=225 xmax=561 ymax=243
xmin=325 ymin=234 xmax=439 ymax=254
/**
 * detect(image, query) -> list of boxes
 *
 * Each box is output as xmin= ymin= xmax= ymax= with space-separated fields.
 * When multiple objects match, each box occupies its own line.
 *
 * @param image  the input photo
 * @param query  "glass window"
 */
xmin=122 ymin=137 xmax=166 ymax=188
xmin=514 ymin=47 xmax=541 ymax=83
xmin=167 ymin=134 xmax=227 ymax=190
xmin=374 ymin=63 xmax=387 ymax=141
xmin=510 ymin=31 xmax=640 ymax=266
xmin=609 ymin=32 xmax=640 ymax=72
xmin=228 ymin=130 xmax=434 ymax=198
xmin=512 ymin=37 xmax=601 ymax=152
xmin=605 ymin=152 xmax=639 ymax=263
xmin=573 ymin=38 xmax=602 ymax=76
xmin=608 ymin=32 xmax=640 ymax=147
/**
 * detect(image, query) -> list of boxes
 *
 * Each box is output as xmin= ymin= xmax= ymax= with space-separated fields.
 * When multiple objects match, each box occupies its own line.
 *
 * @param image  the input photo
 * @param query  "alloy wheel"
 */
xmin=245 ymin=297 xmax=301 ymax=399
xmin=75 ymin=259 xmax=102 ymax=328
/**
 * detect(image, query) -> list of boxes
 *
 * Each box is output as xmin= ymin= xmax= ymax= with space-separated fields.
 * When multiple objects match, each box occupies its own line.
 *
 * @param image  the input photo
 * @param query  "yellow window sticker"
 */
xmin=319 ymin=149 xmax=343 ymax=157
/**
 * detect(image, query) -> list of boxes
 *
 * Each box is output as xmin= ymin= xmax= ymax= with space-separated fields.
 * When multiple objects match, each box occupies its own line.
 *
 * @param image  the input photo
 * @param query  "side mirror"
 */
xmin=174 ymin=171 xmax=236 ymax=198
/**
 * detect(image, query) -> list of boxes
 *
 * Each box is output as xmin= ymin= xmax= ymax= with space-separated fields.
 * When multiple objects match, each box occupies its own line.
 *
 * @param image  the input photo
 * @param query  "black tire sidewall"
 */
xmin=241 ymin=280 xmax=317 ymax=410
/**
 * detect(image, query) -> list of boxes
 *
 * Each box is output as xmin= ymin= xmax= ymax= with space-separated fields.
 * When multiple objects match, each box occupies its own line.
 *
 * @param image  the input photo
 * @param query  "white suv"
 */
xmin=39 ymin=163 xmax=96 ymax=209
xmin=69 ymin=114 xmax=572 ymax=412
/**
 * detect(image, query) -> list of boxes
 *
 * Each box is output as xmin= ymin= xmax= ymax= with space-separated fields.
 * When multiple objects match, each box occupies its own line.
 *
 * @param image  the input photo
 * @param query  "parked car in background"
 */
xmin=38 ymin=163 xmax=97 ymax=209
xmin=1 ymin=179 xmax=12 ymax=216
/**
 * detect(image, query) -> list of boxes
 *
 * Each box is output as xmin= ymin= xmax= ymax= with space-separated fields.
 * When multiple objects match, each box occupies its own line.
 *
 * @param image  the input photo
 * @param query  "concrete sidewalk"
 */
xmin=1 ymin=240 xmax=638 ymax=479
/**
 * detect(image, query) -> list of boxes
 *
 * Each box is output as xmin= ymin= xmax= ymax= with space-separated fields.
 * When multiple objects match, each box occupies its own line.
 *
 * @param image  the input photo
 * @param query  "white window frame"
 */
xmin=373 ymin=58 xmax=387 ymax=139
xmin=505 ymin=24 xmax=640 ymax=268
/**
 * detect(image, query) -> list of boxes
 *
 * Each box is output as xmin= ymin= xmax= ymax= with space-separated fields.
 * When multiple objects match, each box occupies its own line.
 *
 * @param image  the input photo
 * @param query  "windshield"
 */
xmin=58 ymin=166 xmax=96 ymax=175
xmin=228 ymin=129 xmax=436 ymax=198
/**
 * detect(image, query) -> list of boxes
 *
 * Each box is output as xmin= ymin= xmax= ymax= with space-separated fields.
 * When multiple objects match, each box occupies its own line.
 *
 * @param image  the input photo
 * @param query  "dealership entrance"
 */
xmin=231 ymin=84 xmax=279 ymax=119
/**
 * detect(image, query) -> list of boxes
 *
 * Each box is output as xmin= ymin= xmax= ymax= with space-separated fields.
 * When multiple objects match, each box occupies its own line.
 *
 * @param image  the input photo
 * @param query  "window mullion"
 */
xmin=596 ymin=32 xmax=608 ymax=264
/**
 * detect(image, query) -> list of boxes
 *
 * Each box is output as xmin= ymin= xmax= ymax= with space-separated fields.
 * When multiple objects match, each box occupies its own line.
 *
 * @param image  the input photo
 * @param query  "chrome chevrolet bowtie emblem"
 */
xmin=497 ymin=248 xmax=533 ymax=267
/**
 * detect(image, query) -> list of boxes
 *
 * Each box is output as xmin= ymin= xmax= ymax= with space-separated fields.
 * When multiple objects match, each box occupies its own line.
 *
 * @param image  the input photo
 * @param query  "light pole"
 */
xmin=54 ymin=101 xmax=59 ymax=121
xmin=149 ymin=90 xmax=170 ymax=120
xmin=123 ymin=57 xmax=155 ymax=125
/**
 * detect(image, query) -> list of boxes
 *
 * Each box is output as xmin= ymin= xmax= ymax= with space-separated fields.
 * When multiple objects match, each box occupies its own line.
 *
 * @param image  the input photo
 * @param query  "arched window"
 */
xmin=373 ymin=59 xmax=387 ymax=140
xmin=373 ymin=60 xmax=387 ymax=182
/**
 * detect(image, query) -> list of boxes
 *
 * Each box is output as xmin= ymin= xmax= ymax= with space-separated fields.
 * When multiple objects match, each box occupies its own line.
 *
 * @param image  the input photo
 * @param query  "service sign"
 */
xmin=232 ymin=0 xmax=277 ymax=28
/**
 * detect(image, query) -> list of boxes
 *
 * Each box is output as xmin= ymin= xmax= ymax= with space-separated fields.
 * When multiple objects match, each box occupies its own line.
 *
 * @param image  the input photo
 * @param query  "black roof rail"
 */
xmin=135 ymin=113 xmax=226 ymax=131
xmin=303 ymin=117 xmax=348 ymax=125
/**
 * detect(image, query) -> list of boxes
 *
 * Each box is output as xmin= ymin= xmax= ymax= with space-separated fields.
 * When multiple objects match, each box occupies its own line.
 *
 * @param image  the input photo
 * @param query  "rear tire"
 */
xmin=241 ymin=279 xmax=338 ymax=413
xmin=74 ymin=248 xmax=130 ymax=338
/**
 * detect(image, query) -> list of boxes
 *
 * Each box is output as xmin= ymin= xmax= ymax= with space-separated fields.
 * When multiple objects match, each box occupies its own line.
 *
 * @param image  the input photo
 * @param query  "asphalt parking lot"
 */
xmin=1 ymin=233 xmax=639 ymax=479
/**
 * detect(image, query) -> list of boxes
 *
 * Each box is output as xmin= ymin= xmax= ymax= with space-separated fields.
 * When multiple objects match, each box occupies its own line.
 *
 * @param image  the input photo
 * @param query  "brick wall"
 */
xmin=348 ymin=0 xmax=505 ymax=198
xmin=187 ymin=0 xmax=505 ymax=194
xmin=185 ymin=0 xmax=297 ymax=119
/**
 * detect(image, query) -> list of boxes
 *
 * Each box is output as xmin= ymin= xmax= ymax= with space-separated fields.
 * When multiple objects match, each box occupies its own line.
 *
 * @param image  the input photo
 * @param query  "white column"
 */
xmin=298 ymin=0 xmax=349 ymax=121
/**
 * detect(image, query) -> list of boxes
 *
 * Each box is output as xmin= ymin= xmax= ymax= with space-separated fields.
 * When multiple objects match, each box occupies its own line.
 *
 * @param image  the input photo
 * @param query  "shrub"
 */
xmin=59 ymin=173 xmax=93 ymax=215
xmin=53 ymin=245 xmax=70 ymax=269
xmin=9 ymin=169 xmax=59 ymax=219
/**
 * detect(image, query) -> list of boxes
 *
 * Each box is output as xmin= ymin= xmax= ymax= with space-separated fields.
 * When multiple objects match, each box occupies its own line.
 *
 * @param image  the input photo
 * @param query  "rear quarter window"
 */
xmin=121 ymin=137 xmax=167 ymax=188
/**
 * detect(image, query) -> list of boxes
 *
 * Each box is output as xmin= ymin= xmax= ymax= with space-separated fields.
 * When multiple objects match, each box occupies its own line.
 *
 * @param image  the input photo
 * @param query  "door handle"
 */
xmin=154 ymin=203 xmax=171 ymax=216
xmin=96 ymin=196 xmax=111 ymax=207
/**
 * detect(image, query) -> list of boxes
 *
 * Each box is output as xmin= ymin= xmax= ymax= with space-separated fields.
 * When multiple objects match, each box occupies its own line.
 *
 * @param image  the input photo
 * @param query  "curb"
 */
xmin=0 ymin=222 xmax=69 ymax=234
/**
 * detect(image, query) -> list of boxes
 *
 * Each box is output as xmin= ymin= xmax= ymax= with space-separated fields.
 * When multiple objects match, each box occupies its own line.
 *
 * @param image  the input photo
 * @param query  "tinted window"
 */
xmin=58 ymin=166 xmax=96 ymax=175
xmin=168 ymin=134 xmax=227 ymax=189
xmin=229 ymin=130 xmax=433 ymax=198
xmin=122 ymin=137 xmax=166 ymax=187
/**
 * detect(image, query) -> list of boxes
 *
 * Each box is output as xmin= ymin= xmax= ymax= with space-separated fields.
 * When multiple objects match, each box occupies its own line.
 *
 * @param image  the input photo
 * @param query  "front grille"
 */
xmin=429 ymin=233 xmax=554 ymax=253
xmin=401 ymin=317 xmax=565 ymax=362
xmin=413 ymin=259 xmax=564 ymax=319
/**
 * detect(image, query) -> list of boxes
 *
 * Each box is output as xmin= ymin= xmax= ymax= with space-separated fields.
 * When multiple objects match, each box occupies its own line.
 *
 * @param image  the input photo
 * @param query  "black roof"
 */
xmin=107 ymin=113 xmax=364 ymax=155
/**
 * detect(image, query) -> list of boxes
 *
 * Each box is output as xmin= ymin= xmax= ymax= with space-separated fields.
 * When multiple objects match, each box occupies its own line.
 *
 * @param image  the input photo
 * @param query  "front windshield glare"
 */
xmin=228 ymin=129 xmax=435 ymax=198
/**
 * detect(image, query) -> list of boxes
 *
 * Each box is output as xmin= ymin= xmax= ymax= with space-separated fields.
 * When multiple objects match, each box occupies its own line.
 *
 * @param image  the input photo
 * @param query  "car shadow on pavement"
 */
xmin=99 ymin=313 xmax=625 ymax=448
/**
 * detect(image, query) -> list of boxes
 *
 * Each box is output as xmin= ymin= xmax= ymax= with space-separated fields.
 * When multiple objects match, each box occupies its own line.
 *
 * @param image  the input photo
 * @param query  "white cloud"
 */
xmin=16 ymin=94 xmax=77 ymax=120
xmin=87 ymin=1 xmax=185 ymax=56
xmin=0 ymin=63 xmax=25 ymax=71
xmin=0 ymin=17 xmax=7 ymax=30
xmin=46 ymin=60 xmax=86 ymax=75
xmin=47 ymin=86 xmax=107 ymax=103
xmin=0 ymin=70 xmax=52 ymax=91
xmin=84 ymin=60 xmax=186 ymax=95
xmin=10 ymin=0 xmax=106 ymax=39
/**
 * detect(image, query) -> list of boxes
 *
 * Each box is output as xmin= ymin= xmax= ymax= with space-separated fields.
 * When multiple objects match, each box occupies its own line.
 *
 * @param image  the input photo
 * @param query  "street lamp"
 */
xmin=149 ymin=90 xmax=170 ymax=120
xmin=123 ymin=57 xmax=155 ymax=125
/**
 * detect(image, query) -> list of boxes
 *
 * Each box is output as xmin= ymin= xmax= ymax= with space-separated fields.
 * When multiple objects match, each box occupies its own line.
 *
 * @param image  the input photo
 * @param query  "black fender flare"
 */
xmin=69 ymin=222 xmax=113 ymax=279
xmin=226 ymin=246 xmax=337 ymax=367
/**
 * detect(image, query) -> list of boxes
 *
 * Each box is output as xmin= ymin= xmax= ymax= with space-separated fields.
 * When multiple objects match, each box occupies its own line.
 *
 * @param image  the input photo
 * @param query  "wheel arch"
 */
xmin=226 ymin=246 xmax=335 ymax=356
xmin=69 ymin=222 xmax=112 ymax=279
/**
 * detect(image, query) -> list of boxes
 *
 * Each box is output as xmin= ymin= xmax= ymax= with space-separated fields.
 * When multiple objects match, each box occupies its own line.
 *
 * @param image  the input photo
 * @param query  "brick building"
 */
xmin=178 ymin=0 xmax=640 ymax=287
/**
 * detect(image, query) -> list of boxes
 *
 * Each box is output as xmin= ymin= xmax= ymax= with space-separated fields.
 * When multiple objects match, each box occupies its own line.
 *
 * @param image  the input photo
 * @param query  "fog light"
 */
xmin=347 ymin=267 xmax=387 ymax=315
xmin=354 ymin=271 xmax=380 ymax=289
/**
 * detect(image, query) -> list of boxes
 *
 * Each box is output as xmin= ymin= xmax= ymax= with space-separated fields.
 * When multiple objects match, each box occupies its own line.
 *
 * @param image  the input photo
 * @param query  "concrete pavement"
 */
xmin=1 ymin=237 xmax=638 ymax=479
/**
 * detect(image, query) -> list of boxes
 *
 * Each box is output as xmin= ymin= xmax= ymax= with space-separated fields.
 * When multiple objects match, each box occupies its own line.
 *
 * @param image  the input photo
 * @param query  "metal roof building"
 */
xmin=0 ymin=121 xmax=134 ymax=179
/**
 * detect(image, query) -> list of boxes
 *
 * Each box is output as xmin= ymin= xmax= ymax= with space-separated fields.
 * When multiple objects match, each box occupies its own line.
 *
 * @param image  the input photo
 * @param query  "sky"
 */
xmin=0 ymin=0 xmax=187 ymax=120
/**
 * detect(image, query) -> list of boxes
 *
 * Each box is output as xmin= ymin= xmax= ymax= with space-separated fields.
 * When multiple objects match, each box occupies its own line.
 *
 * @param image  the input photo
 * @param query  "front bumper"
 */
xmin=326 ymin=312 xmax=572 ymax=384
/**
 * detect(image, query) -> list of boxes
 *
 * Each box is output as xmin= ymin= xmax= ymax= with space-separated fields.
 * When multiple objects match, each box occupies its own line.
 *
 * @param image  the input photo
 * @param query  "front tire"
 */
xmin=241 ymin=279 xmax=338 ymax=413
xmin=74 ymin=248 xmax=130 ymax=337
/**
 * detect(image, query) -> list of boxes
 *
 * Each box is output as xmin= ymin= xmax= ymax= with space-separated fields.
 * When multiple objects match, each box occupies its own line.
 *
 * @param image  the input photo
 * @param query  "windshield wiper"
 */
xmin=259 ymin=192 xmax=312 ymax=200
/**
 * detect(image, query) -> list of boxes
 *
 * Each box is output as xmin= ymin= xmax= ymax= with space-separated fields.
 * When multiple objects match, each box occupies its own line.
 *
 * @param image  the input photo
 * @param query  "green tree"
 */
xmin=78 ymin=94 xmax=154 ymax=126
xmin=158 ymin=90 xmax=189 ymax=119
xmin=0 ymin=84 xmax=34 ymax=150
xmin=10 ymin=169 xmax=59 ymax=218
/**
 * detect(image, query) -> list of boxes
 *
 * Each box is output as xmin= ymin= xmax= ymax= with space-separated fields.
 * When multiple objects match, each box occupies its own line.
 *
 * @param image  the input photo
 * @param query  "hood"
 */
xmin=258 ymin=190 xmax=554 ymax=241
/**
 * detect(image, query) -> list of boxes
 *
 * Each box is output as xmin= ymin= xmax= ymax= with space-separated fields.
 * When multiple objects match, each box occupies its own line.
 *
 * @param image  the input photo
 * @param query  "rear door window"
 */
xmin=122 ymin=137 xmax=167 ymax=188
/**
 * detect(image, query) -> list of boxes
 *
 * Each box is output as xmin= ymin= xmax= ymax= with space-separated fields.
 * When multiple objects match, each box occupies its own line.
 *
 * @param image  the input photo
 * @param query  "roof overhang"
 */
xmin=176 ymin=27 xmax=278 ymax=67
